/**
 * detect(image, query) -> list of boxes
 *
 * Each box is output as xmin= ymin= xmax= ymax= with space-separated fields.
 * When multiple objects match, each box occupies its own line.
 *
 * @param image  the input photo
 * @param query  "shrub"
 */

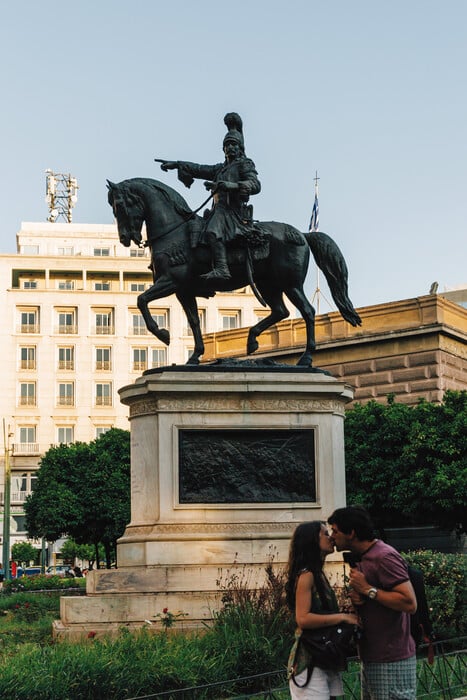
xmin=1 ymin=574 xmax=86 ymax=594
xmin=204 ymin=562 xmax=294 ymax=689
xmin=403 ymin=550 xmax=467 ymax=639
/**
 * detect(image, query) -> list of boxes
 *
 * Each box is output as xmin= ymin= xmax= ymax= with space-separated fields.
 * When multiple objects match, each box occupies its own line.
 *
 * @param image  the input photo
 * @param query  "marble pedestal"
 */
xmin=55 ymin=366 xmax=353 ymax=639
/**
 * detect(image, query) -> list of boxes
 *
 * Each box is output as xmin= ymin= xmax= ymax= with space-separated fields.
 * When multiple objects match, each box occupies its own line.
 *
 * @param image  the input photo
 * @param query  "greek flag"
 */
xmin=308 ymin=193 xmax=319 ymax=232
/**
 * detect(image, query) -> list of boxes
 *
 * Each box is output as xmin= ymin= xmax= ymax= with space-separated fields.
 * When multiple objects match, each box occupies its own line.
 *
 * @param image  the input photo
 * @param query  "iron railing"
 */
xmin=123 ymin=638 xmax=466 ymax=700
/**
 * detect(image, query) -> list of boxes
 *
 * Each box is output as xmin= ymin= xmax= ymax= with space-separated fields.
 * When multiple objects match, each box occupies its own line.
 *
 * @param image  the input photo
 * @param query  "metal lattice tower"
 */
xmin=45 ymin=170 xmax=79 ymax=223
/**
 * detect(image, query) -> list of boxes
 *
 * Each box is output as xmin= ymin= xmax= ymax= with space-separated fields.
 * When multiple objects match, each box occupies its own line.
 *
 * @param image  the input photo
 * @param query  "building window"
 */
xmin=95 ymin=383 xmax=112 ymax=406
xmin=57 ymin=280 xmax=75 ymax=290
xmin=94 ymin=310 xmax=114 ymax=335
xmin=10 ymin=473 xmax=33 ymax=504
xmin=18 ymin=308 xmax=39 ymax=333
xmin=131 ymin=313 xmax=147 ymax=335
xmin=58 ymin=246 xmax=74 ymax=256
xmin=152 ymin=309 xmax=169 ymax=329
xmin=132 ymin=348 xmax=148 ymax=372
xmin=56 ymin=309 xmax=77 ymax=334
xmin=255 ymin=310 xmax=269 ymax=323
xmin=94 ymin=247 xmax=110 ymax=256
xmin=220 ymin=310 xmax=241 ymax=330
xmin=94 ymin=281 xmax=111 ymax=291
xmin=23 ymin=280 xmax=38 ymax=289
xmin=21 ymin=245 xmax=39 ymax=255
xmin=20 ymin=346 xmax=36 ymax=370
xmin=57 ymin=426 xmax=74 ymax=445
xmin=15 ymin=426 xmax=38 ymax=454
xmin=95 ymin=347 xmax=111 ymax=370
xmin=95 ymin=426 xmax=111 ymax=438
xmin=151 ymin=348 xmax=167 ymax=368
xmin=58 ymin=346 xmax=74 ymax=370
xmin=19 ymin=382 xmax=36 ymax=406
xmin=130 ymin=282 xmax=147 ymax=292
xmin=130 ymin=248 xmax=146 ymax=257
xmin=57 ymin=382 xmax=74 ymax=406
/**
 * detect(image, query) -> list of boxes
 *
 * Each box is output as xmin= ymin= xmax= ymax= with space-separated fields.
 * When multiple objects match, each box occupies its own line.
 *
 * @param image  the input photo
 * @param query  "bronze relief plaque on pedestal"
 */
xmin=178 ymin=429 xmax=315 ymax=504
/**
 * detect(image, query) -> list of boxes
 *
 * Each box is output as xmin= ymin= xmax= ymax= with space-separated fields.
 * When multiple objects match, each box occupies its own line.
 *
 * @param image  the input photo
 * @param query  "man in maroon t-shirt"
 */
xmin=328 ymin=506 xmax=417 ymax=699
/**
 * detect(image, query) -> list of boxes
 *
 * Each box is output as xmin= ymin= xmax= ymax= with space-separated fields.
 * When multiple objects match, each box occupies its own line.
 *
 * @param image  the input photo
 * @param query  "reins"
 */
xmin=142 ymin=192 xmax=214 ymax=247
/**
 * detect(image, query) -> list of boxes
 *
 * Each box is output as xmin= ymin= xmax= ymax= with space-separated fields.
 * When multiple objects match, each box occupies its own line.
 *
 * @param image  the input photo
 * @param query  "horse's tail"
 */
xmin=304 ymin=231 xmax=362 ymax=327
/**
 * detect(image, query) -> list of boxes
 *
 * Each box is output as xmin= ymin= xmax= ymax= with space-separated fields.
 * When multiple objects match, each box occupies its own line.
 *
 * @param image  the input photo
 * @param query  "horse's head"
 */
xmin=107 ymin=180 xmax=144 ymax=248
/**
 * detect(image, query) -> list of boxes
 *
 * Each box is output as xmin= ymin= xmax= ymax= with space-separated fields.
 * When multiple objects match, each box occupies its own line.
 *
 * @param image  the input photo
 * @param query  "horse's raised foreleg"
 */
xmin=246 ymin=290 xmax=290 ymax=355
xmin=284 ymin=286 xmax=316 ymax=366
xmin=176 ymin=292 xmax=205 ymax=365
xmin=137 ymin=278 xmax=177 ymax=345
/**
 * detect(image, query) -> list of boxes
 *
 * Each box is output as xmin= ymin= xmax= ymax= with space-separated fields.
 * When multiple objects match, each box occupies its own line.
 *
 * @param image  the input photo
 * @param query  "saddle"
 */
xmin=189 ymin=210 xmax=270 ymax=263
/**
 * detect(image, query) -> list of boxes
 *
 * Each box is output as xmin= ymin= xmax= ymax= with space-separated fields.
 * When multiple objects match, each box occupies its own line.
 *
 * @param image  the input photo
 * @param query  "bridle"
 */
xmin=142 ymin=191 xmax=214 ymax=246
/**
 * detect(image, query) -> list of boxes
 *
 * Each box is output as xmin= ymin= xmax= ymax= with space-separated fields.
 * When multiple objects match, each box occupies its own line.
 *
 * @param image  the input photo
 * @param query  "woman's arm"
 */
xmin=295 ymin=571 xmax=359 ymax=629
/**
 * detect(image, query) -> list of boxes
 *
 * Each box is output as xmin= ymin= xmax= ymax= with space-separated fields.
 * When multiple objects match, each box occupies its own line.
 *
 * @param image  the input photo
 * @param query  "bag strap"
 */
xmin=291 ymin=662 xmax=313 ymax=688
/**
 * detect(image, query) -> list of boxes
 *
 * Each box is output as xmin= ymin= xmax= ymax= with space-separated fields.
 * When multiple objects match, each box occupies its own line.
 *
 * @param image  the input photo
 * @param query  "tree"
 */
xmin=11 ymin=541 xmax=37 ymax=566
xmin=345 ymin=391 xmax=467 ymax=534
xmin=61 ymin=538 xmax=105 ymax=570
xmin=25 ymin=429 xmax=131 ymax=567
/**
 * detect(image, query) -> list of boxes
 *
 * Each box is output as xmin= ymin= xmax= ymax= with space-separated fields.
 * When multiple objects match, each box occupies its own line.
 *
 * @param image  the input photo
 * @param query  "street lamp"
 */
xmin=2 ymin=420 xmax=13 ymax=581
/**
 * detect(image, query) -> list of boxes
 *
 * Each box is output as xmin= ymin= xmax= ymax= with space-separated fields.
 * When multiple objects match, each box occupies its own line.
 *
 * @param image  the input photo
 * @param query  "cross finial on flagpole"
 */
xmin=313 ymin=170 xmax=320 ymax=196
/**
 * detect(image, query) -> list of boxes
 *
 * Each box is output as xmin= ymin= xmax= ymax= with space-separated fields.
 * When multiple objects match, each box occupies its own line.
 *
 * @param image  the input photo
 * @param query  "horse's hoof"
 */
xmin=186 ymin=356 xmax=200 ymax=366
xmin=297 ymin=354 xmax=312 ymax=367
xmin=158 ymin=329 xmax=170 ymax=346
xmin=247 ymin=339 xmax=259 ymax=355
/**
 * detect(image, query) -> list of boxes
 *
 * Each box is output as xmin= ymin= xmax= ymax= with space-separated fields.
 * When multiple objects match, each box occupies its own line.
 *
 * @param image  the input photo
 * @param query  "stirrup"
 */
xmin=201 ymin=267 xmax=231 ymax=281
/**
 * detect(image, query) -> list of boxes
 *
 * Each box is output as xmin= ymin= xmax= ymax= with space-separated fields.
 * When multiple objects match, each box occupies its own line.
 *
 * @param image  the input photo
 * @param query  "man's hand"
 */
xmin=159 ymin=161 xmax=178 ymax=172
xmin=204 ymin=181 xmax=216 ymax=191
xmin=216 ymin=180 xmax=238 ymax=192
xmin=349 ymin=568 xmax=371 ymax=595
xmin=349 ymin=589 xmax=365 ymax=607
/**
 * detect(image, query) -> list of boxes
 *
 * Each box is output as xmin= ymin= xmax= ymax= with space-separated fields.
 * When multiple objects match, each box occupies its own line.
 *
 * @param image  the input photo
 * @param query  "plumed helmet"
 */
xmin=223 ymin=112 xmax=244 ymax=151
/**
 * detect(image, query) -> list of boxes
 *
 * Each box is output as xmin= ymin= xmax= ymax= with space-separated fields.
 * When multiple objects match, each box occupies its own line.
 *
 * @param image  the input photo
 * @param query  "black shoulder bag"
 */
xmin=291 ymin=577 xmax=359 ymax=687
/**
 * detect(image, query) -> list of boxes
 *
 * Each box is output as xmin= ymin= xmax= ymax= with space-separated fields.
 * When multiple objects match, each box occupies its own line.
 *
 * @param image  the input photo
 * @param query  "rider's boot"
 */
xmin=201 ymin=236 xmax=231 ymax=282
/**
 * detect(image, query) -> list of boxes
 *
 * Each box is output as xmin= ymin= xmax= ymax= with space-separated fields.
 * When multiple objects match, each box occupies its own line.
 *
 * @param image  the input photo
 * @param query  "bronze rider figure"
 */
xmin=159 ymin=112 xmax=261 ymax=282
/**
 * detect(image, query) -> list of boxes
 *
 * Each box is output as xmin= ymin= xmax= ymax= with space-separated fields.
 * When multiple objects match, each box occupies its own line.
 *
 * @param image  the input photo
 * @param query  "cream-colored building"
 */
xmin=0 ymin=221 xmax=267 ymax=552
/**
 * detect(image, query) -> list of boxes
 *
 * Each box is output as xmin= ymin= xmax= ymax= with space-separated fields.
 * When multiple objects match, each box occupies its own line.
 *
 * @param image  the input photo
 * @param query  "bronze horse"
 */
xmin=107 ymin=177 xmax=361 ymax=366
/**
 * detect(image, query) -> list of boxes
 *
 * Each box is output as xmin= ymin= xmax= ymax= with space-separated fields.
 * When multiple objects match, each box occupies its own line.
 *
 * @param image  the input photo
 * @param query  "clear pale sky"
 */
xmin=1 ymin=0 xmax=465 ymax=308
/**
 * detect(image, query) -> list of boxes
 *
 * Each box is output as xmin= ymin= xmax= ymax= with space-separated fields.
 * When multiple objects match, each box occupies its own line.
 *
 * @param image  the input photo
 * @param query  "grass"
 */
xmin=0 ymin=563 xmax=465 ymax=699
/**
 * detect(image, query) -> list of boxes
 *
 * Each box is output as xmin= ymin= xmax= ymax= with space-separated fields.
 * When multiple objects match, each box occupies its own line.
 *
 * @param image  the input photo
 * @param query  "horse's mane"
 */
xmin=120 ymin=177 xmax=193 ymax=219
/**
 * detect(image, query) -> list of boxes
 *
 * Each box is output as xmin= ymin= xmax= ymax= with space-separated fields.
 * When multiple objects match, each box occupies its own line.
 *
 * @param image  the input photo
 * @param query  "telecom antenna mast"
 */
xmin=45 ymin=170 xmax=79 ymax=223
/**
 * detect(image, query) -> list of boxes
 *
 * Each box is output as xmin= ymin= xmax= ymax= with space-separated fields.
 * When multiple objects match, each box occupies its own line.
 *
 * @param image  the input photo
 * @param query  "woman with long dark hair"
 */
xmin=286 ymin=521 xmax=358 ymax=699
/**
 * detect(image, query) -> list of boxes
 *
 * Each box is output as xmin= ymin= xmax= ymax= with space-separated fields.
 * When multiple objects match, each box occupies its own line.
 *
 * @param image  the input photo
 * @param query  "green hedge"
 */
xmin=403 ymin=550 xmax=466 ymax=639
xmin=1 ymin=574 xmax=86 ymax=594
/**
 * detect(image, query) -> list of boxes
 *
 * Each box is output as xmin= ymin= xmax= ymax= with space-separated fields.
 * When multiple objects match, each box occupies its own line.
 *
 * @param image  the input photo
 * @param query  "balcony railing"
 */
xmin=20 ymin=360 xmax=36 ymax=369
xmin=95 ymin=396 xmax=112 ymax=406
xmin=57 ymin=396 xmax=74 ymax=406
xmin=130 ymin=326 xmax=148 ymax=335
xmin=93 ymin=326 xmax=114 ymax=335
xmin=95 ymin=361 xmax=111 ymax=370
xmin=58 ymin=360 xmax=74 ymax=370
xmin=133 ymin=361 xmax=148 ymax=371
xmin=12 ymin=443 xmax=39 ymax=455
xmin=19 ymin=396 xmax=36 ymax=406
xmin=17 ymin=324 xmax=39 ymax=334
xmin=0 ymin=490 xmax=32 ymax=504
xmin=55 ymin=325 xmax=77 ymax=334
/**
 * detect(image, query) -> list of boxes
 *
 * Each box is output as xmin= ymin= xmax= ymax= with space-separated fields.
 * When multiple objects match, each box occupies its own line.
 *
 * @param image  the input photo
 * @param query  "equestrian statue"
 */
xmin=107 ymin=112 xmax=361 ymax=367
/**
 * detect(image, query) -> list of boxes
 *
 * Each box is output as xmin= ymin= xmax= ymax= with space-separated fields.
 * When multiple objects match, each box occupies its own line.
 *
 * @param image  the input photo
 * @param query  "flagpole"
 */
xmin=310 ymin=172 xmax=321 ymax=313
xmin=309 ymin=172 xmax=334 ymax=314
xmin=313 ymin=172 xmax=320 ymax=314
